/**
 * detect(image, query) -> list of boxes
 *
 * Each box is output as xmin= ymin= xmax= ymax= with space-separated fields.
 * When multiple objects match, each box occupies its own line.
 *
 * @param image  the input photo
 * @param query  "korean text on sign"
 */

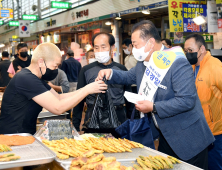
xmin=183 ymin=4 xmax=207 ymax=32
xmin=168 ymin=0 xmax=206 ymax=32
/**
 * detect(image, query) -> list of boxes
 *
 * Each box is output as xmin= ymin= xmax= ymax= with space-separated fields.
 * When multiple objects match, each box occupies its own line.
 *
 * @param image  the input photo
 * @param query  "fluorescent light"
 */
xmin=193 ymin=15 xmax=206 ymax=25
xmin=0 ymin=44 xmax=5 ymax=48
xmin=115 ymin=13 xmax=121 ymax=20
xmin=142 ymin=9 xmax=150 ymax=15
xmin=105 ymin=21 xmax=112 ymax=25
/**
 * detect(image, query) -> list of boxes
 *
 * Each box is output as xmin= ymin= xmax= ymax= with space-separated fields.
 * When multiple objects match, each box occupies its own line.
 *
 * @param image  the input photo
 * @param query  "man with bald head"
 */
xmin=0 ymin=43 xmax=107 ymax=135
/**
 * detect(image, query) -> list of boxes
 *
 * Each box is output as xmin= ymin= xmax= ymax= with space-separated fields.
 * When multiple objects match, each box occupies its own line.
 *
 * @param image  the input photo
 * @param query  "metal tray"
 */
xmin=0 ymin=133 xmax=56 ymax=169
xmin=59 ymin=147 xmax=202 ymax=170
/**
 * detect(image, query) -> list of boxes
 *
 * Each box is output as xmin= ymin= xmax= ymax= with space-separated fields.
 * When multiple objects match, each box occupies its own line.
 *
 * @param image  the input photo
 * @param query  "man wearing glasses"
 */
xmin=184 ymin=34 xmax=222 ymax=170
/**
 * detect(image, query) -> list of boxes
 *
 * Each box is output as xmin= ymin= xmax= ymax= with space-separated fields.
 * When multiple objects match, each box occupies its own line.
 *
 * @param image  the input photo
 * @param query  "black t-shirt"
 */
xmin=0 ymin=60 xmax=11 ymax=87
xmin=0 ymin=69 xmax=51 ymax=135
xmin=13 ymin=56 xmax=31 ymax=72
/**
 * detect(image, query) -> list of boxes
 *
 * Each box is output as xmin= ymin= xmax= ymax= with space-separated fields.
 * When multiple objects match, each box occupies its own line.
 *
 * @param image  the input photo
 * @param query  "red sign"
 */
xmin=187 ymin=22 xmax=200 ymax=32
xmin=218 ymin=19 xmax=222 ymax=29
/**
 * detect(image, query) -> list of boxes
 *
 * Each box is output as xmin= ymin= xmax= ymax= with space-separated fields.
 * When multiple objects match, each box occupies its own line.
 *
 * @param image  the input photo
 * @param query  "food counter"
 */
xmin=0 ymin=120 xmax=203 ymax=170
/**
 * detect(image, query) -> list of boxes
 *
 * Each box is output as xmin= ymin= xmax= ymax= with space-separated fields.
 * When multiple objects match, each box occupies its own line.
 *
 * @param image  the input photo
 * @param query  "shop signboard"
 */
xmin=22 ymin=15 xmax=38 ymax=20
xmin=70 ymin=21 xmax=102 ymax=32
xmin=0 ymin=8 xmax=13 ymax=18
xmin=202 ymin=34 xmax=213 ymax=42
xmin=51 ymin=1 xmax=71 ymax=9
xmin=9 ymin=21 xmax=19 ymax=26
xmin=216 ymin=0 xmax=222 ymax=4
xmin=12 ymin=35 xmax=18 ymax=39
xmin=76 ymin=9 xmax=89 ymax=19
xmin=168 ymin=0 xmax=206 ymax=32
xmin=9 ymin=38 xmax=20 ymax=42
xmin=182 ymin=4 xmax=207 ymax=32
xmin=110 ymin=1 xmax=167 ymax=17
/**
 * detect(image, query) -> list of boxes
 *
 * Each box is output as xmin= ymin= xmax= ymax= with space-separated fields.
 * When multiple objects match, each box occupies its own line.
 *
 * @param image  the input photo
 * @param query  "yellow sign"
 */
xmin=153 ymin=51 xmax=176 ymax=69
xmin=0 ymin=8 xmax=13 ymax=18
xmin=0 ymin=0 xmax=2 ymax=8
xmin=216 ymin=0 xmax=222 ymax=4
xmin=168 ymin=0 xmax=206 ymax=32
xmin=12 ymin=35 xmax=18 ymax=39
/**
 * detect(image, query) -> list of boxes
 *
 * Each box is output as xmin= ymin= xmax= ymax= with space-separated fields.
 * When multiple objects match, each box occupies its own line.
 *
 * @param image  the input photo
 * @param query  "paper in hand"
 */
xmin=124 ymin=91 xmax=146 ymax=104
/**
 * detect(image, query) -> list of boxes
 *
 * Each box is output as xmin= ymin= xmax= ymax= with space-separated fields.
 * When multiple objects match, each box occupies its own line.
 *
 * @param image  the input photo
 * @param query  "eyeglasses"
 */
xmin=184 ymin=46 xmax=201 ymax=54
xmin=184 ymin=49 xmax=193 ymax=54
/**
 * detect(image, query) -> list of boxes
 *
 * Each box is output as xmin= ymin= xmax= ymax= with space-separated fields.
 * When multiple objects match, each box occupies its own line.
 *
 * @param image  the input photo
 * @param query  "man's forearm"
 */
xmin=58 ymin=88 xmax=81 ymax=100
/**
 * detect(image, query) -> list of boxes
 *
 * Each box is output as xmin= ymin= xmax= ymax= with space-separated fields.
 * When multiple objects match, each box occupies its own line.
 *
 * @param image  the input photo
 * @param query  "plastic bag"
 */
xmin=84 ymin=79 xmax=120 ymax=129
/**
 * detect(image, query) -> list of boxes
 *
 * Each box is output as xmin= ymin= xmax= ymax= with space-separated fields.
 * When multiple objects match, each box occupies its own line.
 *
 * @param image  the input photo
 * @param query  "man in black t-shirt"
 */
xmin=0 ymin=43 xmax=107 ymax=135
xmin=12 ymin=43 xmax=31 ymax=74
xmin=0 ymin=51 xmax=11 ymax=87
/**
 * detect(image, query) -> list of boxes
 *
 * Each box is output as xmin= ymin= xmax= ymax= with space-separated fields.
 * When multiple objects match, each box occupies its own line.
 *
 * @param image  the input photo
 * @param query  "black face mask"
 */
xmin=20 ymin=51 xmax=28 ymax=58
xmin=40 ymin=61 xmax=58 ymax=81
xmin=186 ymin=52 xmax=198 ymax=65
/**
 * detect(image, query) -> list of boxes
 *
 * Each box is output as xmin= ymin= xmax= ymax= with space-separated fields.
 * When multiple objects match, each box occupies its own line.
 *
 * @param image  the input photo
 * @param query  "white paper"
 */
xmin=124 ymin=91 xmax=146 ymax=104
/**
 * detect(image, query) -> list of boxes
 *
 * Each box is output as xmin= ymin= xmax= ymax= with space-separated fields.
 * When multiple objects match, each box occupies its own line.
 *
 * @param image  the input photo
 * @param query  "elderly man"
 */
xmin=0 ymin=43 xmax=107 ymax=135
xmin=96 ymin=20 xmax=214 ymax=169
xmin=73 ymin=32 xmax=132 ymax=134
xmin=184 ymin=34 xmax=222 ymax=170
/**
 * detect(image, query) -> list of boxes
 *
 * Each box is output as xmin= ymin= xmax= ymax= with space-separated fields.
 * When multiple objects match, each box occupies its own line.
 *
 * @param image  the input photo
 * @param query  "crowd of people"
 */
xmin=0 ymin=20 xmax=221 ymax=170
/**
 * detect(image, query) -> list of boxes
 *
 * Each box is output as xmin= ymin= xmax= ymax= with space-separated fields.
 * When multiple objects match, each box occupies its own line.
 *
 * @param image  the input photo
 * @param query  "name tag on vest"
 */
xmin=159 ymin=84 xmax=167 ymax=90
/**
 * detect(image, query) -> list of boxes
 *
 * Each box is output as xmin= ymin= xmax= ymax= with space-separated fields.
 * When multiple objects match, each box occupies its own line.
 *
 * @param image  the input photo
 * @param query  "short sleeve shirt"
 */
xmin=0 ymin=69 xmax=51 ymax=135
xmin=13 ymin=56 xmax=31 ymax=72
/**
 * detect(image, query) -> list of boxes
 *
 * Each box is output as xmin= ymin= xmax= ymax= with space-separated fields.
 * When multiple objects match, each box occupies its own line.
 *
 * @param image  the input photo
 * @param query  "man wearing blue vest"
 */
xmin=96 ymin=20 xmax=214 ymax=169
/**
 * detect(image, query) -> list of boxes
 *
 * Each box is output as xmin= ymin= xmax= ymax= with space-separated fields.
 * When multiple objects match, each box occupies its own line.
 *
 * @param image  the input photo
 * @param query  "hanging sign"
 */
xmin=9 ymin=21 xmax=19 ymax=26
xmin=168 ymin=0 xmax=206 ymax=32
xmin=0 ymin=8 xmax=13 ymax=18
xmin=183 ymin=4 xmax=207 ymax=32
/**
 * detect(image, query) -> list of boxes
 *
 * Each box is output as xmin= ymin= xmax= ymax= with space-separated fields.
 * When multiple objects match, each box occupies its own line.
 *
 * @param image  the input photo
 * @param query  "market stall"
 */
xmin=0 ymin=119 xmax=203 ymax=170
xmin=36 ymin=120 xmax=202 ymax=170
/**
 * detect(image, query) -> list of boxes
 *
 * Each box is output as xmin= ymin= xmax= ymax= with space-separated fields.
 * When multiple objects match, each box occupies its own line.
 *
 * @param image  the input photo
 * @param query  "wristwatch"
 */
xmin=153 ymin=103 xmax=157 ymax=114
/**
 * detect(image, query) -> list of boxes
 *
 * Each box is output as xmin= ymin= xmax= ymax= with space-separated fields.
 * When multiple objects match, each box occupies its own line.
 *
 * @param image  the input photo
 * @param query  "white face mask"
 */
xmin=88 ymin=58 xmax=97 ymax=64
xmin=132 ymin=40 xmax=152 ymax=61
xmin=123 ymin=48 xmax=131 ymax=55
xmin=95 ymin=51 xmax=111 ymax=63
